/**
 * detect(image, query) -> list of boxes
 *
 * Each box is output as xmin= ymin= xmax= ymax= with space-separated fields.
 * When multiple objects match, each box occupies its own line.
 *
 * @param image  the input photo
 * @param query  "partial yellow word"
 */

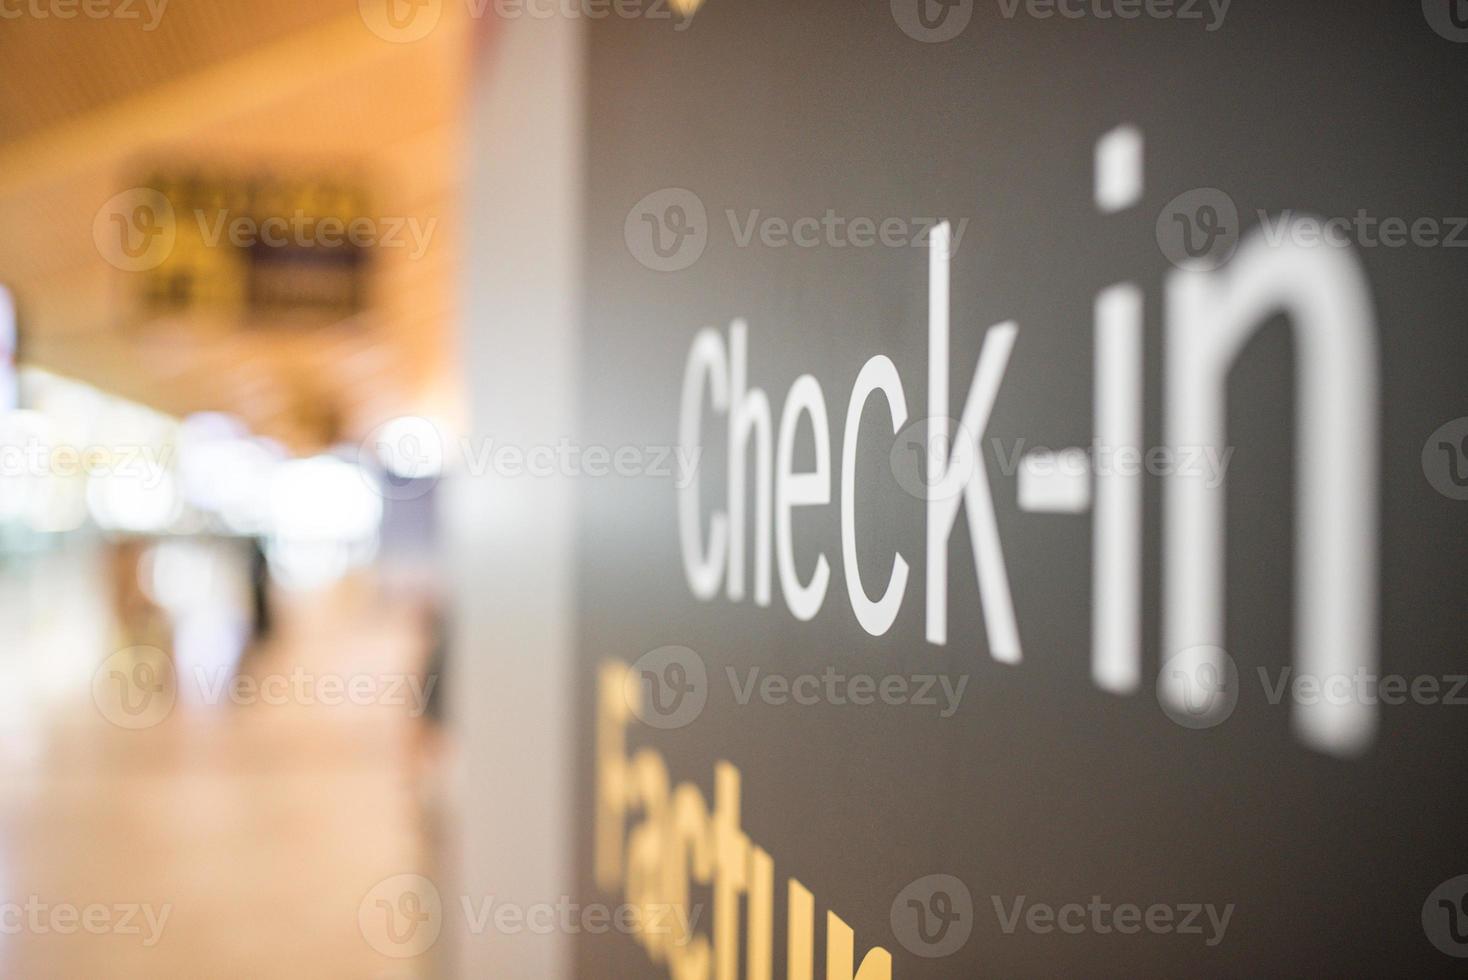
xmin=597 ymin=660 xmax=892 ymax=980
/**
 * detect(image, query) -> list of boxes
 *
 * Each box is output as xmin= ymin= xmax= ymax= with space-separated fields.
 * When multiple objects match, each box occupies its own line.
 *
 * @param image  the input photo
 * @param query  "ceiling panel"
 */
xmin=0 ymin=2 xmax=477 ymax=450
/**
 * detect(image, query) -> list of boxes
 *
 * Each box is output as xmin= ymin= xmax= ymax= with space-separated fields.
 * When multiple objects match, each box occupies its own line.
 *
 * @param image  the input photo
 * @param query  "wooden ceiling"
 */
xmin=0 ymin=1 xmax=476 ymax=450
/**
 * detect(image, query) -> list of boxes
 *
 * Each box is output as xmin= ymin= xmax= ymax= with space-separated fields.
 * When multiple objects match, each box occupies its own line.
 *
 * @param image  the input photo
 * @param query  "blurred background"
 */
xmin=0 ymin=2 xmax=476 ymax=975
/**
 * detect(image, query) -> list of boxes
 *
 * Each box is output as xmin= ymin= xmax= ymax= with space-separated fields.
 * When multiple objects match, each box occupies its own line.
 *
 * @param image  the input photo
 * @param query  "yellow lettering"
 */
xmin=714 ymin=762 xmax=750 ymax=980
xmin=596 ymin=659 xmax=887 ymax=980
xmin=667 ymin=784 xmax=714 ymax=980
xmin=788 ymin=878 xmax=814 ymax=980
xmin=825 ymin=911 xmax=892 ymax=980
xmin=626 ymin=748 xmax=671 ymax=962
xmin=746 ymin=846 xmax=774 ymax=980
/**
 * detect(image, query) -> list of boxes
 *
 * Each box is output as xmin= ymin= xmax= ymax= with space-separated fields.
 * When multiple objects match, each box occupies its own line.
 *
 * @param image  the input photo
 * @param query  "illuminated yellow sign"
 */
xmin=135 ymin=171 xmax=374 ymax=319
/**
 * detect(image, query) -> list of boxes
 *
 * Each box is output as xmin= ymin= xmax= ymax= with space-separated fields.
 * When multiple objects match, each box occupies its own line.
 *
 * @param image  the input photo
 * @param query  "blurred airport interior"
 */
xmin=0 ymin=3 xmax=473 ymax=975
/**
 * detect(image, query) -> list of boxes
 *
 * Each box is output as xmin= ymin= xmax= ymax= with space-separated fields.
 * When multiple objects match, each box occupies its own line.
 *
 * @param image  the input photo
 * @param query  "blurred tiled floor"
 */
xmin=0 ymin=545 xmax=443 ymax=978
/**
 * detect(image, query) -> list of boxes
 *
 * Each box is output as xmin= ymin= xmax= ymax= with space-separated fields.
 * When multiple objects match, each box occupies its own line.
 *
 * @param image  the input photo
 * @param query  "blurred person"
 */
xmin=106 ymin=535 xmax=169 ymax=655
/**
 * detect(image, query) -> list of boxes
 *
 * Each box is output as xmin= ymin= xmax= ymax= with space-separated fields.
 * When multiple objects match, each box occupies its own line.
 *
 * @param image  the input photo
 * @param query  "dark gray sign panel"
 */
xmin=572 ymin=2 xmax=1468 ymax=975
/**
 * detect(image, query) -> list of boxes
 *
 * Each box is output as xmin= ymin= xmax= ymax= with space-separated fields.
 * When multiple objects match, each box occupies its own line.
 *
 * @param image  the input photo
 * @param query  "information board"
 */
xmin=570 ymin=3 xmax=1468 ymax=974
